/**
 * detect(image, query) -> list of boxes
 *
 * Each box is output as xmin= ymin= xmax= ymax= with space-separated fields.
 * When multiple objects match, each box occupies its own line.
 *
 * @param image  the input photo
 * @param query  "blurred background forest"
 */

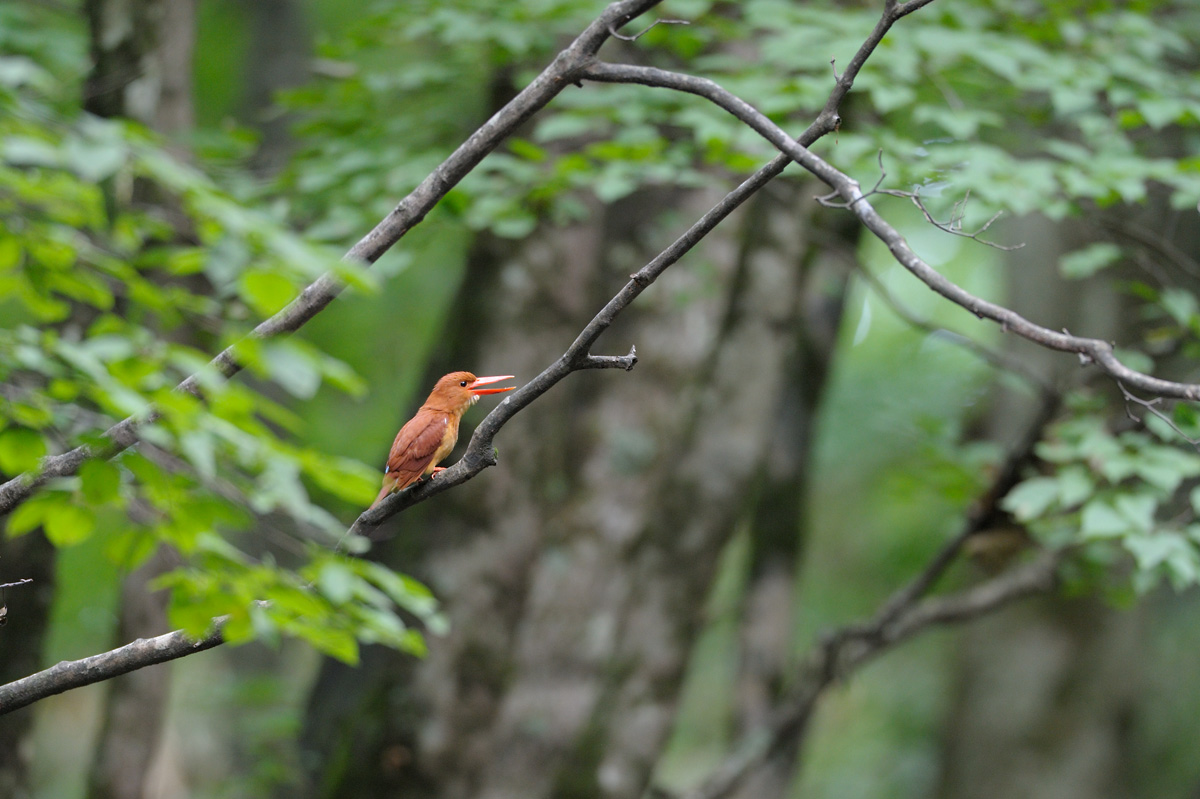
xmin=4 ymin=0 xmax=1200 ymax=797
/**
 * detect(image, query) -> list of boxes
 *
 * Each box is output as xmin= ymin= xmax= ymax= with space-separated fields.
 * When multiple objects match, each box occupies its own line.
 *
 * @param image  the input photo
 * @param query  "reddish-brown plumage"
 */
xmin=370 ymin=371 xmax=515 ymax=508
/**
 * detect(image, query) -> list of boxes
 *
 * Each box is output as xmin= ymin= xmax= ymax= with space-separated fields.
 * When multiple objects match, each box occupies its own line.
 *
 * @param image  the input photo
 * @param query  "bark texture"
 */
xmin=726 ymin=223 xmax=852 ymax=799
xmin=84 ymin=0 xmax=196 ymax=133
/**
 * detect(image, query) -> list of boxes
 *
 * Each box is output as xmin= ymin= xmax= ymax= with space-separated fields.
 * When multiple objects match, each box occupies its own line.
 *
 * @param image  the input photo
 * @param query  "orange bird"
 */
xmin=370 ymin=371 xmax=515 ymax=508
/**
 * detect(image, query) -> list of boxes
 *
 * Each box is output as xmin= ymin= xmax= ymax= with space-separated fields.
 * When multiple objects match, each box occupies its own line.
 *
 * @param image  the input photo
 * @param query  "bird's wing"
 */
xmin=384 ymin=412 xmax=451 ymax=492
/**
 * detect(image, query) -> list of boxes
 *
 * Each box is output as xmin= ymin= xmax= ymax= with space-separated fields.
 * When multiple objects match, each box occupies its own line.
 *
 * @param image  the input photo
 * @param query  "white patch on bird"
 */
xmin=469 ymin=394 xmax=479 ymax=405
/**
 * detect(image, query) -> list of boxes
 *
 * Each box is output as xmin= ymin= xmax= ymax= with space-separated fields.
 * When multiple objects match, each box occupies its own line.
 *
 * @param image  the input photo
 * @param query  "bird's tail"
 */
xmin=369 ymin=477 xmax=394 ymax=510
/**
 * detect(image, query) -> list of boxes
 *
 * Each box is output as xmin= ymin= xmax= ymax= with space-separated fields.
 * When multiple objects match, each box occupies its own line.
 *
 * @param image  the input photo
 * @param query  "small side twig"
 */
xmin=1118 ymin=382 xmax=1200 ymax=452
xmin=816 ymin=153 xmax=1021 ymax=251
xmin=609 ymin=17 xmax=689 ymax=41
xmin=577 ymin=346 xmax=639 ymax=371
xmin=907 ymin=188 xmax=1023 ymax=251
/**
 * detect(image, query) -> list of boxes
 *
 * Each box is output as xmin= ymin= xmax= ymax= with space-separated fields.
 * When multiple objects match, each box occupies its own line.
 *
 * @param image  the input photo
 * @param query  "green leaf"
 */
xmin=1160 ymin=288 xmax=1199 ymax=327
xmin=1000 ymin=476 xmax=1059 ymax=521
xmin=222 ymin=610 xmax=256 ymax=645
xmin=317 ymin=561 xmax=356 ymax=605
xmin=43 ymin=502 xmax=96 ymax=546
xmin=298 ymin=625 xmax=360 ymax=665
xmin=1080 ymin=498 xmax=1130 ymax=539
xmin=0 ymin=427 xmax=46 ymax=474
xmin=0 ymin=237 xmax=21 ymax=271
xmin=79 ymin=459 xmax=121 ymax=504
xmin=178 ymin=430 xmax=217 ymax=480
xmin=1055 ymin=466 xmax=1094 ymax=508
xmin=6 ymin=495 xmax=52 ymax=537
xmin=1058 ymin=243 xmax=1121 ymax=279
xmin=103 ymin=530 xmax=158 ymax=570
xmin=318 ymin=354 xmax=367 ymax=397
xmin=1124 ymin=531 xmax=1200 ymax=589
xmin=262 ymin=341 xmax=322 ymax=399
xmin=1114 ymin=493 xmax=1156 ymax=533
xmin=238 ymin=270 xmax=297 ymax=317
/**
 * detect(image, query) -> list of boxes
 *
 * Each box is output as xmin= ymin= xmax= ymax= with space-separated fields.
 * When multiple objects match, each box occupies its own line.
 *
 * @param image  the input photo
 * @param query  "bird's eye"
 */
xmin=460 ymin=380 xmax=468 ymax=387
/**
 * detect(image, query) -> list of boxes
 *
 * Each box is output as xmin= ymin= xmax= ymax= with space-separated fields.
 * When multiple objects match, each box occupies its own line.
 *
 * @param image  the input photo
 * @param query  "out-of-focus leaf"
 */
xmin=1058 ymin=243 xmax=1122 ymax=279
xmin=317 ymin=560 xmax=356 ymax=605
xmin=238 ymin=270 xmax=297 ymax=317
xmin=1000 ymin=476 xmax=1059 ymax=521
xmin=79 ymin=459 xmax=121 ymax=504
xmin=43 ymin=502 xmax=96 ymax=546
xmin=262 ymin=341 xmax=322 ymax=399
xmin=0 ymin=427 xmax=46 ymax=474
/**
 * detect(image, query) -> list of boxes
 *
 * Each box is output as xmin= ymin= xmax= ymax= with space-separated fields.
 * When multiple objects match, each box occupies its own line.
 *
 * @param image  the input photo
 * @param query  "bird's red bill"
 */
xmin=469 ymin=375 xmax=516 ymax=395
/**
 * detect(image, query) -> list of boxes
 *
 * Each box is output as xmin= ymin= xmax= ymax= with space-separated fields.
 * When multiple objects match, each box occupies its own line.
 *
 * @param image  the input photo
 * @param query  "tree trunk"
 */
xmin=87 ymin=553 xmax=174 ymax=799
xmin=0 ymin=532 xmax=57 ymax=799
xmin=81 ymin=2 xmax=197 ymax=796
xmin=84 ymin=0 xmax=195 ymax=134
xmin=240 ymin=0 xmax=310 ymax=174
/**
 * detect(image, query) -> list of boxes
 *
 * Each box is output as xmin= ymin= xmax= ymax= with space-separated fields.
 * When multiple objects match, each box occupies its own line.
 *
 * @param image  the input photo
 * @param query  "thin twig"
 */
xmin=815 ymin=155 xmax=1021 ymax=251
xmin=906 ymin=188 xmax=1023 ymax=251
xmin=609 ymin=17 xmax=689 ymax=41
xmin=1118 ymin=382 xmax=1200 ymax=452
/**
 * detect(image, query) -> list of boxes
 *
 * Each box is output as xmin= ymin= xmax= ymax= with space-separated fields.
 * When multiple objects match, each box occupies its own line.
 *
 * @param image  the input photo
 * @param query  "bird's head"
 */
xmin=429 ymin=371 xmax=516 ymax=411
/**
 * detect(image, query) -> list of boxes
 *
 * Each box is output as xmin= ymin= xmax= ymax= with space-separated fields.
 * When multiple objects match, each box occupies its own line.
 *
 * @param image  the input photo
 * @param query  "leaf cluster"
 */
xmin=0 ymin=5 xmax=426 ymax=663
xmin=1003 ymin=394 xmax=1200 ymax=592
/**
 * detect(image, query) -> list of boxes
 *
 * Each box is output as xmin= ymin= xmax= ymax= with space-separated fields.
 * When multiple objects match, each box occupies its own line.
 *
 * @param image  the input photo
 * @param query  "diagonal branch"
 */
xmin=0 ymin=0 xmax=665 ymax=517
xmin=576 ymin=60 xmax=1200 ymax=402
xmin=354 ymin=0 xmax=933 ymax=534
xmin=0 ymin=621 xmax=226 ymax=714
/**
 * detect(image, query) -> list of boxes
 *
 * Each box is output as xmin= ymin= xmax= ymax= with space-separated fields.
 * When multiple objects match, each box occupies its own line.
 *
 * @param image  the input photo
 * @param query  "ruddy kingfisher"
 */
xmin=370 ymin=371 xmax=515 ymax=508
